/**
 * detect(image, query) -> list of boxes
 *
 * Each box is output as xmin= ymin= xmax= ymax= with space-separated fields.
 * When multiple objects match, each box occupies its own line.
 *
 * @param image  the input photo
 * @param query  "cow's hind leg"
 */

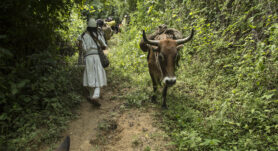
xmin=162 ymin=85 xmax=168 ymax=109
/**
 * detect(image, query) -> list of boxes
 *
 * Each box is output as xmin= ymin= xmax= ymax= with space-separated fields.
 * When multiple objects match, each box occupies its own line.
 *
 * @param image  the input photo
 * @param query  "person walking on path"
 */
xmin=78 ymin=18 xmax=107 ymax=107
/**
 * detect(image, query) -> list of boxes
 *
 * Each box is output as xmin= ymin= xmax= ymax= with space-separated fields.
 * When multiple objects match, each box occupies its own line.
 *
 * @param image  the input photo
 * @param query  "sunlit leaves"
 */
xmin=115 ymin=0 xmax=278 ymax=150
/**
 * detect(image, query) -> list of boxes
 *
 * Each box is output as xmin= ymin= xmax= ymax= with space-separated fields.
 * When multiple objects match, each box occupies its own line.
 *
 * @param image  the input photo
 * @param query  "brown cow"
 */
xmin=140 ymin=28 xmax=194 ymax=108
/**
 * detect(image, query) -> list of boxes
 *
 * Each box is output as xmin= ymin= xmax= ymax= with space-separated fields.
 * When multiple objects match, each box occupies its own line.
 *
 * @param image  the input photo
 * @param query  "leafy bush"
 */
xmin=0 ymin=0 xmax=86 ymax=150
xmin=0 ymin=54 xmax=83 ymax=150
xmin=1 ymin=0 xmax=278 ymax=150
xmin=106 ymin=0 xmax=278 ymax=150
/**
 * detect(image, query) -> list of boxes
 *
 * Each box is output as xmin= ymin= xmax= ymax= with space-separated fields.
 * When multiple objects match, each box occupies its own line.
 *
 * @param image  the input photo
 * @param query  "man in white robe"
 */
xmin=78 ymin=18 xmax=107 ymax=107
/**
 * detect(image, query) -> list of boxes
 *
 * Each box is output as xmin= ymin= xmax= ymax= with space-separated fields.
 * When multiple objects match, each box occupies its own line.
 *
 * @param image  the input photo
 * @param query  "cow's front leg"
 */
xmin=152 ymin=85 xmax=158 ymax=103
xmin=151 ymin=76 xmax=158 ymax=103
xmin=162 ymin=85 xmax=168 ymax=109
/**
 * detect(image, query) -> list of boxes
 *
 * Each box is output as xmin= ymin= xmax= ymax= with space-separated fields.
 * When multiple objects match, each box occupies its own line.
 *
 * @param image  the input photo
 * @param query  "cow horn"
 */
xmin=176 ymin=28 xmax=194 ymax=45
xmin=142 ymin=30 xmax=159 ymax=46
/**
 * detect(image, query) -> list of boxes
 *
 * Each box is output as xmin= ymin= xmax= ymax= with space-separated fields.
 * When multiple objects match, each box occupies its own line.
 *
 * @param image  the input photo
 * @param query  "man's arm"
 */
xmin=77 ymin=40 xmax=84 ymax=65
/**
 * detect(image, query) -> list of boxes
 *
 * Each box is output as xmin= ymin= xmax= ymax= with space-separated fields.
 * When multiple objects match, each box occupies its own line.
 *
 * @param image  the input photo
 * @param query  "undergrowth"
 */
xmin=0 ymin=53 xmax=84 ymax=151
xmin=107 ymin=0 xmax=278 ymax=150
xmin=1 ymin=0 xmax=278 ymax=150
xmin=0 ymin=1 xmax=86 ymax=150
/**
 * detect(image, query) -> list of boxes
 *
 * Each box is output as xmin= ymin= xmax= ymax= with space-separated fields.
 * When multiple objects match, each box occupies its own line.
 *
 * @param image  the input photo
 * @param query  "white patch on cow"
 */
xmin=162 ymin=77 xmax=176 ymax=84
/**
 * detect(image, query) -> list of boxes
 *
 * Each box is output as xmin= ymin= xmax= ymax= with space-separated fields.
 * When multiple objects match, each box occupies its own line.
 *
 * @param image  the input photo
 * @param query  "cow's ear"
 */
xmin=152 ymin=46 xmax=160 ymax=52
xmin=177 ymin=44 xmax=184 ymax=51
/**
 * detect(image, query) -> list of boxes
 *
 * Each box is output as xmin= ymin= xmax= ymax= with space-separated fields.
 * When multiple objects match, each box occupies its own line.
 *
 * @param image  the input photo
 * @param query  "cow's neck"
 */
xmin=154 ymin=51 xmax=163 ymax=81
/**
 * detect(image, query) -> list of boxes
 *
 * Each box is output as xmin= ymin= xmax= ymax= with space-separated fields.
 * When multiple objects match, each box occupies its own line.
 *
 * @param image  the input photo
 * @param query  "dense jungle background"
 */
xmin=0 ymin=0 xmax=277 ymax=150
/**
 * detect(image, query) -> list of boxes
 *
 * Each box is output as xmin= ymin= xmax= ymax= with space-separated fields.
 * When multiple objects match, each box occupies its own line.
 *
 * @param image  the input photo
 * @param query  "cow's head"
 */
xmin=142 ymin=29 xmax=194 ymax=86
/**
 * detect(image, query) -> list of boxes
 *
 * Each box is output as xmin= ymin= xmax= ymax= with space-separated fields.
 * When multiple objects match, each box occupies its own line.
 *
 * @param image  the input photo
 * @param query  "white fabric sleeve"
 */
xmin=79 ymin=35 xmax=87 ymax=51
xmin=98 ymin=31 xmax=107 ymax=47
xmin=77 ymin=35 xmax=82 ymax=41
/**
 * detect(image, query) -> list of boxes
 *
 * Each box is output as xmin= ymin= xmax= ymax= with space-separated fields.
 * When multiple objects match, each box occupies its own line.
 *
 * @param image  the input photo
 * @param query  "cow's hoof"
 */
xmin=161 ymin=105 xmax=168 ymax=109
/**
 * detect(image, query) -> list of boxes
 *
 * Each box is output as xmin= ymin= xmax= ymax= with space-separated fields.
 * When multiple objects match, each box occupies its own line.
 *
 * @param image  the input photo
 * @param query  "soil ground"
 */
xmin=46 ymin=84 xmax=175 ymax=151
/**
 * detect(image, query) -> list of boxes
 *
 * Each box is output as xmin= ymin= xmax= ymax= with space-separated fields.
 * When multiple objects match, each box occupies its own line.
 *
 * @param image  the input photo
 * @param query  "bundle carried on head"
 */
xmin=105 ymin=20 xmax=116 ymax=27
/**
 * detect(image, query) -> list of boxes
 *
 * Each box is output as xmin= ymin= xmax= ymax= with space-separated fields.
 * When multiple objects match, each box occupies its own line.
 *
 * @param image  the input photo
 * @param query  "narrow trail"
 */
xmin=44 ymin=62 xmax=175 ymax=151
xmin=65 ymin=87 xmax=120 ymax=151
xmin=51 ymin=86 xmax=175 ymax=151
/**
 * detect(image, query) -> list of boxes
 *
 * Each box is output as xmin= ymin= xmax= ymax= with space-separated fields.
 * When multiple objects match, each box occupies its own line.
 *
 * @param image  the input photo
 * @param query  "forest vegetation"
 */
xmin=0 ymin=0 xmax=277 ymax=150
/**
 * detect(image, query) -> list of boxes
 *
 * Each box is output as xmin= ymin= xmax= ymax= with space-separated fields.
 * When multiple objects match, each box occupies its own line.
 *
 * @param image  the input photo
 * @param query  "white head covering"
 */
xmin=88 ymin=18 xmax=97 ymax=27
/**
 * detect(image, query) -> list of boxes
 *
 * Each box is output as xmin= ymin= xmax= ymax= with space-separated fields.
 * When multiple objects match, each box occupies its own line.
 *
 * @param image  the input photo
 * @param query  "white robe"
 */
xmin=78 ymin=31 xmax=107 ymax=88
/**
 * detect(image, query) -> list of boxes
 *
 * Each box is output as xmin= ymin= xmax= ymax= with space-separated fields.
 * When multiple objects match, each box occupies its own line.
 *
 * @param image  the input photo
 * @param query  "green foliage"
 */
xmin=1 ymin=0 xmax=278 ymax=150
xmin=0 ymin=52 xmax=84 ymax=150
xmin=144 ymin=146 xmax=151 ymax=151
xmin=85 ymin=0 xmax=139 ymax=23
xmin=107 ymin=31 xmax=151 ymax=107
xmin=0 ymin=0 xmax=86 ymax=150
xmin=106 ymin=0 xmax=278 ymax=150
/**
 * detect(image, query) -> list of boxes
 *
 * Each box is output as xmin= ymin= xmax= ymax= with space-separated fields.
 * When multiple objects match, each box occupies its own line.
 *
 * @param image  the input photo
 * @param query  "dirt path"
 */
xmin=66 ymin=93 xmax=120 ymax=151
xmin=42 ymin=47 xmax=174 ymax=151
xmin=96 ymin=108 xmax=174 ymax=151
xmin=48 ymin=85 xmax=174 ymax=151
